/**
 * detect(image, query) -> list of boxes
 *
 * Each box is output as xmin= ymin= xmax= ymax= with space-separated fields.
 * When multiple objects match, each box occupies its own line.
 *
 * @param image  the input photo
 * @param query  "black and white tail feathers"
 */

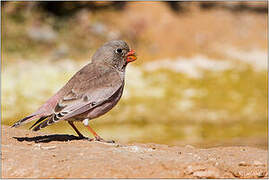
xmin=11 ymin=114 xmax=52 ymax=131
xmin=32 ymin=114 xmax=61 ymax=131
xmin=12 ymin=111 xmax=66 ymax=131
xmin=29 ymin=116 xmax=49 ymax=129
xmin=11 ymin=114 xmax=37 ymax=128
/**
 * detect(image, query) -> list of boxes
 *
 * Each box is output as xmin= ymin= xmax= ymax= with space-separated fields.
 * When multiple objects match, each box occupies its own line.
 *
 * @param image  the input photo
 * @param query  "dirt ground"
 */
xmin=1 ymin=125 xmax=268 ymax=178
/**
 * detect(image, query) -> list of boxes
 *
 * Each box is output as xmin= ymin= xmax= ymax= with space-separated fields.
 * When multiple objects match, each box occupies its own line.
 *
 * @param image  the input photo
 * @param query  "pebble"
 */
xmin=253 ymin=160 xmax=264 ymax=166
xmin=193 ymin=169 xmax=219 ymax=178
xmin=185 ymin=145 xmax=195 ymax=149
xmin=33 ymin=144 xmax=41 ymax=150
xmin=257 ymin=171 xmax=266 ymax=177
xmin=115 ymin=144 xmax=121 ymax=148
xmin=238 ymin=161 xmax=248 ymax=166
xmin=41 ymin=146 xmax=56 ymax=150
xmin=193 ymin=154 xmax=201 ymax=160
xmin=185 ymin=165 xmax=204 ymax=174
xmin=26 ymin=142 xmax=33 ymax=145
xmin=209 ymin=157 xmax=217 ymax=161
xmin=185 ymin=165 xmax=195 ymax=174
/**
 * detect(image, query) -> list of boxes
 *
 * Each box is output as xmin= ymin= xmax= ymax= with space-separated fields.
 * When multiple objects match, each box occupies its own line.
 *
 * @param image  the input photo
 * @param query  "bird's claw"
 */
xmin=94 ymin=136 xmax=115 ymax=143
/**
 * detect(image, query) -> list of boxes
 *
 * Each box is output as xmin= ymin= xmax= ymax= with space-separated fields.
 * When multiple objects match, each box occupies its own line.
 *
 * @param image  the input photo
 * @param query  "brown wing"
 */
xmin=56 ymin=63 xmax=123 ymax=119
xmin=31 ymin=63 xmax=124 ymax=131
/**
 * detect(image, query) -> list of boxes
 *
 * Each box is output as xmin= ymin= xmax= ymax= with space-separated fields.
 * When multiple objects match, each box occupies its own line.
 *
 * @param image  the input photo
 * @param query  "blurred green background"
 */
xmin=2 ymin=1 xmax=268 ymax=148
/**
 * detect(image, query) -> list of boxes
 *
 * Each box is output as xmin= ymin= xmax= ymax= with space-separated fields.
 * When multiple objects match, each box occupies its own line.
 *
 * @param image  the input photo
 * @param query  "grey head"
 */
xmin=92 ymin=40 xmax=137 ymax=71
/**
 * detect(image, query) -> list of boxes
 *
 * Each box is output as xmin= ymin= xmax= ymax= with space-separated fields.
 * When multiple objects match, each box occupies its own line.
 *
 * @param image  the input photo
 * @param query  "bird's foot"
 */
xmin=94 ymin=136 xmax=115 ymax=143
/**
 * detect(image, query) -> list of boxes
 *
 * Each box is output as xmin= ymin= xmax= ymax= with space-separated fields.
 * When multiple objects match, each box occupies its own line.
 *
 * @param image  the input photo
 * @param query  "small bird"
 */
xmin=11 ymin=40 xmax=137 ymax=143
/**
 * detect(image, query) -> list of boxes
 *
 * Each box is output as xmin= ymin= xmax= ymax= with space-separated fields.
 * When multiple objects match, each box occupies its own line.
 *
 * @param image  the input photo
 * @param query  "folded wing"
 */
xmin=30 ymin=63 xmax=123 ymax=131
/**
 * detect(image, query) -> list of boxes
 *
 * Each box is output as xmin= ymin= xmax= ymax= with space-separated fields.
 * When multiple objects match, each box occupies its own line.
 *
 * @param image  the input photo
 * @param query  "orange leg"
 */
xmin=85 ymin=125 xmax=115 ymax=143
xmin=86 ymin=125 xmax=101 ymax=139
xmin=83 ymin=119 xmax=114 ymax=143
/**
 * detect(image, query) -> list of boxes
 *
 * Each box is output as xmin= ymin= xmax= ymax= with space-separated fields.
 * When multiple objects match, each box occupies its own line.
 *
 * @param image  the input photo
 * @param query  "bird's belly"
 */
xmin=76 ymin=86 xmax=124 ymax=120
xmin=87 ymin=99 xmax=119 ymax=119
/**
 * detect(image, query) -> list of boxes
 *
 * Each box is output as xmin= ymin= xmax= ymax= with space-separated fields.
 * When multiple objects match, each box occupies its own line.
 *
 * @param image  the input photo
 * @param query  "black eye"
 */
xmin=116 ymin=48 xmax=123 ymax=54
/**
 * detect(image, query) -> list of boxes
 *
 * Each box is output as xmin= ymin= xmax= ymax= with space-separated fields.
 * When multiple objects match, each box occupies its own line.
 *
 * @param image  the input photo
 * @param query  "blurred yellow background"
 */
xmin=2 ymin=1 xmax=268 ymax=148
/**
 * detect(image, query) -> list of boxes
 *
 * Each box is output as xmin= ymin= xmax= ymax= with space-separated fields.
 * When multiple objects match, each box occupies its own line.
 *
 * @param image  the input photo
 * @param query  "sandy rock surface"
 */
xmin=1 ymin=125 xmax=268 ymax=178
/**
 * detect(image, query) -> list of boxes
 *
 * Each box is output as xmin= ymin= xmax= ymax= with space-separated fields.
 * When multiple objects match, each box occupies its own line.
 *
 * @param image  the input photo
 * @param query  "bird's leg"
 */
xmin=68 ymin=121 xmax=93 ymax=141
xmin=83 ymin=119 xmax=115 ymax=143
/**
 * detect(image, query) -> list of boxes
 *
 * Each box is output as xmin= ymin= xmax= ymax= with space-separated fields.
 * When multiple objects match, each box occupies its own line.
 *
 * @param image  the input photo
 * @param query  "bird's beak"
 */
xmin=126 ymin=49 xmax=137 ymax=63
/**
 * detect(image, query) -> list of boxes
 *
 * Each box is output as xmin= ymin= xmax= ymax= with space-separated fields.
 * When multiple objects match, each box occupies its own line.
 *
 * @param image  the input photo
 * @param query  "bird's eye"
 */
xmin=116 ymin=48 xmax=123 ymax=54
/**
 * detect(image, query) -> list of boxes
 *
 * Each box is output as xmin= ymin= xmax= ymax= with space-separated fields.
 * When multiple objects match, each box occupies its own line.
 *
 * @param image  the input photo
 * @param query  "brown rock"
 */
xmin=1 ymin=125 xmax=268 ymax=178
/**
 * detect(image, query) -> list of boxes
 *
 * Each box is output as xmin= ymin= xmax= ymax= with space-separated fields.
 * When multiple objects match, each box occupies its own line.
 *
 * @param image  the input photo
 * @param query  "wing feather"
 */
xmin=50 ymin=64 xmax=123 ymax=123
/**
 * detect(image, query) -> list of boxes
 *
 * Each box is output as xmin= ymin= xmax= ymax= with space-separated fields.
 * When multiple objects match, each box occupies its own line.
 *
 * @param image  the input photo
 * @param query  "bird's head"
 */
xmin=92 ymin=40 xmax=137 ymax=70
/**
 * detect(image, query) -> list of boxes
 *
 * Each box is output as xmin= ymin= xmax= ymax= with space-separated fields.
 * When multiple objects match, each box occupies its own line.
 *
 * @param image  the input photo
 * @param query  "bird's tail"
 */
xmin=11 ymin=114 xmax=49 ymax=128
xmin=32 ymin=115 xmax=58 ymax=131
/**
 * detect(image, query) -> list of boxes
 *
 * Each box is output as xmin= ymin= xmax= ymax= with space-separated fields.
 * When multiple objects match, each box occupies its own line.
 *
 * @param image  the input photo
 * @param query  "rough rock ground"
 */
xmin=1 ymin=125 xmax=268 ymax=178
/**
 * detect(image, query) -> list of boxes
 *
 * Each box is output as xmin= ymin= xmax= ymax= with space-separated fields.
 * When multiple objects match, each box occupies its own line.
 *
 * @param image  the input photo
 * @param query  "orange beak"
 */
xmin=126 ymin=49 xmax=137 ymax=63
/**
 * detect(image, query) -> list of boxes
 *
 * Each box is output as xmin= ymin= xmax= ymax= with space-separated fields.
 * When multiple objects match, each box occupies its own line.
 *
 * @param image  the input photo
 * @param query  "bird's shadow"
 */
xmin=13 ymin=134 xmax=88 ymax=143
